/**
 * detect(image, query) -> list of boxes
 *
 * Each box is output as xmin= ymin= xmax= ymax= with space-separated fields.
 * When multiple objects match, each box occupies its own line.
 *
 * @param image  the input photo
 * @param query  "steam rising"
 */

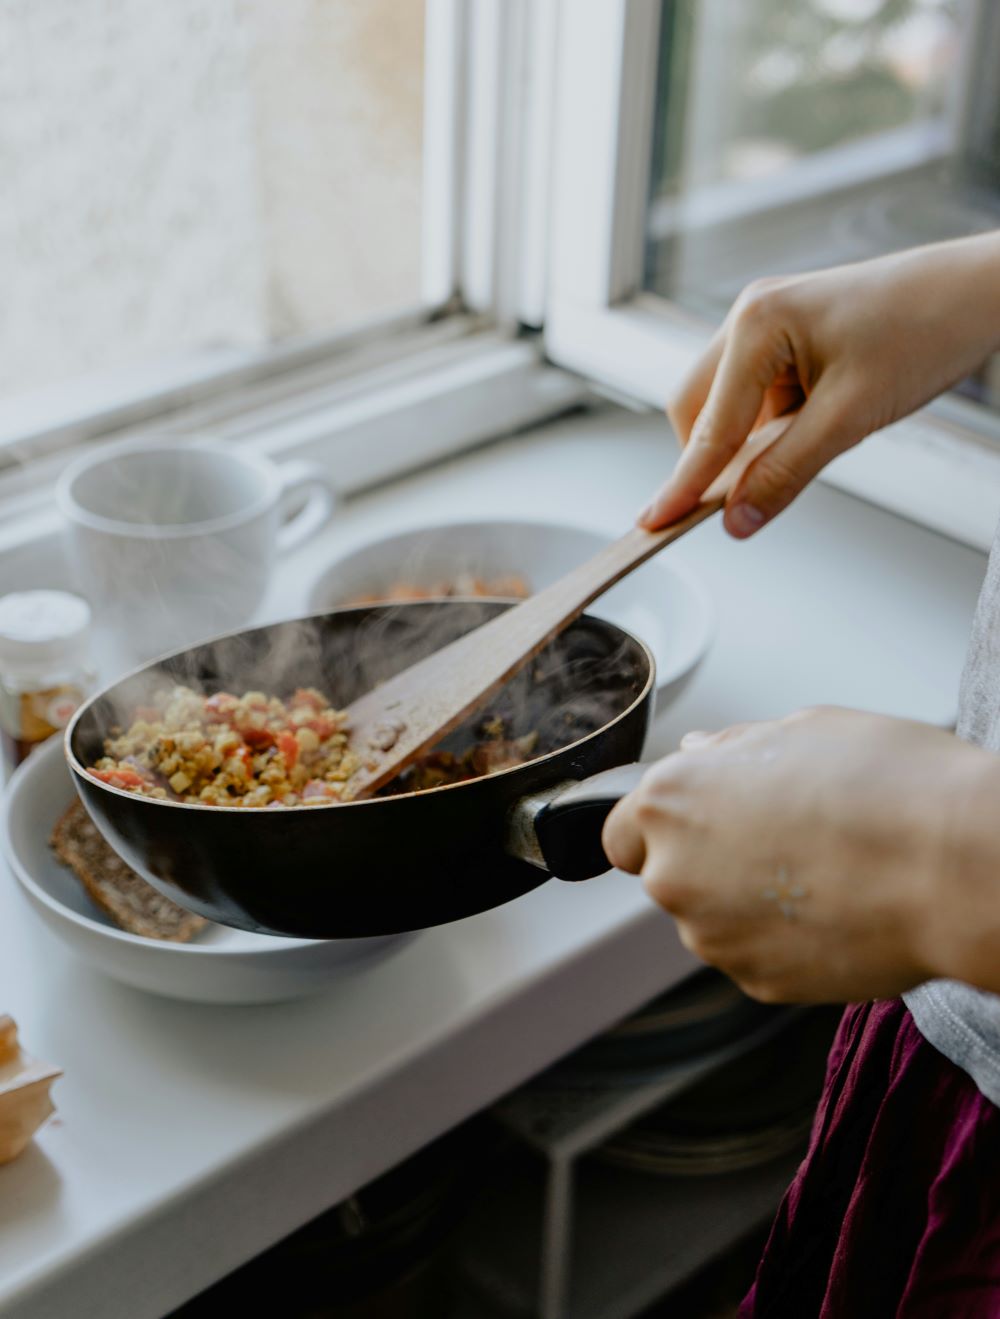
xmin=63 ymin=440 xmax=277 ymax=674
xmin=76 ymin=599 xmax=647 ymax=782
xmin=68 ymin=463 xmax=648 ymax=778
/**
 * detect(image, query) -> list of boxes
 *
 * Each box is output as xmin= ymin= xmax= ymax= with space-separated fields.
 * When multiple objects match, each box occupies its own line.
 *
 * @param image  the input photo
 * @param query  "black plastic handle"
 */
xmin=529 ymin=763 xmax=650 ymax=882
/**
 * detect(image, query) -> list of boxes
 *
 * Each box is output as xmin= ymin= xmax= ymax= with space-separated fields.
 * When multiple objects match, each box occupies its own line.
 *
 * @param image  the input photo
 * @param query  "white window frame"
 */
xmin=17 ymin=0 xmax=1000 ymax=558
xmin=542 ymin=0 xmax=1000 ymax=553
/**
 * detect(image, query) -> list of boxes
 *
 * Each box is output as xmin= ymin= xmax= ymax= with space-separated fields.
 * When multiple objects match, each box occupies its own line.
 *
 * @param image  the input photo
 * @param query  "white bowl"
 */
xmin=307 ymin=519 xmax=715 ymax=711
xmin=2 ymin=739 xmax=417 ymax=1005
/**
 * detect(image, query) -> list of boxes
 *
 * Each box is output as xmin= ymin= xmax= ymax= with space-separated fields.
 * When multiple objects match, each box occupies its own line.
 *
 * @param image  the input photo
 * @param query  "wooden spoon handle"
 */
xmin=515 ymin=496 xmax=726 ymax=628
xmin=342 ymin=496 xmax=724 ymax=799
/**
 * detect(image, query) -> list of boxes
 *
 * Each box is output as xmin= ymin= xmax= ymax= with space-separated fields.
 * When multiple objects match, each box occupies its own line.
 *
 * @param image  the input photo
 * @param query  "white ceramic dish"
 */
xmin=2 ymin=738 xmax=417 ymax=1005
xmin=307 ymin=518 xmax=715 ymax=711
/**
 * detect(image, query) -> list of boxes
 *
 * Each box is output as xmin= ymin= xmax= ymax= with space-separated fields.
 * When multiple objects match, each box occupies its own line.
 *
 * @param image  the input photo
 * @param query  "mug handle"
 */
xmin=276 ymin=460 xmax=338 ymax=553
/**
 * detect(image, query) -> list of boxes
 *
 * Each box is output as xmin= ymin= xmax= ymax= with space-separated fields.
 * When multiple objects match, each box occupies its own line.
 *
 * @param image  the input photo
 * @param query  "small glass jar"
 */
xmin=0 ymin=591 xmax=95 ymax=781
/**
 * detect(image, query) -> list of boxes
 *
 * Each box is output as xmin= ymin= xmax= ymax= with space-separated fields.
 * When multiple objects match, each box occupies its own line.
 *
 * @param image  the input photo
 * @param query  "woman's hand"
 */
xmin=640 ymin=233 xmax=1000 ymax=539
xmin=602 ymin=707 xmax=1000 ymax=1004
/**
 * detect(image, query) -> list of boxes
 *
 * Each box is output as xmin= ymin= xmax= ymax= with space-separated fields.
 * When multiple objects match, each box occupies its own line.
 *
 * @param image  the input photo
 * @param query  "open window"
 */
xmin=544 ymin=0 xmax=1000 ymax=550
xmin=7 ymin=1 xmax=1000 ymax=554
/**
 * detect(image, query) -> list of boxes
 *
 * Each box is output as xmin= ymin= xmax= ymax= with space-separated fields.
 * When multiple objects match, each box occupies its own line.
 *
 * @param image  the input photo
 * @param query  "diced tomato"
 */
xmin=239 ymin=726 xmax=275 ymax=750
xmin=89 ymin=767 xmax=150 ymax=789
xmin=291 ymin=688 xmax=325 ymax=711
xmin=204 ymin=692 xmax=238 ymax=720
xmin=276 ymin=730 xmax=299 ymax=769
xmin=304 ymin=715 xmax=338 ymax=740
xmin=235 ymin=745 xmax=254 ymax=771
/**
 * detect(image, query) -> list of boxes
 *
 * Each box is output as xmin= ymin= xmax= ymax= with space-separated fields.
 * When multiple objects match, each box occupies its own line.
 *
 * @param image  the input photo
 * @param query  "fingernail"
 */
xmin=636 ymin=503 xmax=655 ymax=526
xmin=727 ymin=503 xmax=766 ymax=538
xmin=680 ymin=729 xmax=712 ymax=749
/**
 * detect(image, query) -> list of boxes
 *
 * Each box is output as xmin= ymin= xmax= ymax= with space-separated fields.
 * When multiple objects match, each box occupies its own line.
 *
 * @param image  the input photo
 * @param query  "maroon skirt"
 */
xmin=739 ymin=997 xmax=1000 ymax=1318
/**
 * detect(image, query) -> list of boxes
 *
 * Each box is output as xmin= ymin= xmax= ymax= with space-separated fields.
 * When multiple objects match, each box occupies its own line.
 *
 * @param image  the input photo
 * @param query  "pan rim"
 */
xmin=65 ymin=599 xmax=656 ymax=814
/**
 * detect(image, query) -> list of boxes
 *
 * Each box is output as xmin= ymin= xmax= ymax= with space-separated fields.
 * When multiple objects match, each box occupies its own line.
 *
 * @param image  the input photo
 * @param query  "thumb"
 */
xmin=723 ymin=385 xmax=861 ymax=538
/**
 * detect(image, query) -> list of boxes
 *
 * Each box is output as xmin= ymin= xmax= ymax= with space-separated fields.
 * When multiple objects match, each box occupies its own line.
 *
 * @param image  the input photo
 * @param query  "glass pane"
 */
xmin=645 ymin=0 xmax=1000 ymax=409
xmin=0 ymin=0 xmax=425 ymax=400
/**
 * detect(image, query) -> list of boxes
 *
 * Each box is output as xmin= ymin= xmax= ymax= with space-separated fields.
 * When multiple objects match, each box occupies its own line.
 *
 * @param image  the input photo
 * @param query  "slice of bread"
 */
xmin=50 ymin=800 xmax=208 ymax=943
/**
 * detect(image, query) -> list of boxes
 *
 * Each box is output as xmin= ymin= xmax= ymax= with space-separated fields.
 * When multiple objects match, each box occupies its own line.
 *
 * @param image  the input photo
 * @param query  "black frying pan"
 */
xmin=66 ymin=601 xmax=653 ymax=938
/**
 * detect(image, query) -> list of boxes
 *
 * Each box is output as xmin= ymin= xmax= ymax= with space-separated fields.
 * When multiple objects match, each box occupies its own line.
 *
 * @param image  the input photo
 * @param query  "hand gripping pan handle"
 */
xmin=507 ymin=764 xmax=650 ymax=882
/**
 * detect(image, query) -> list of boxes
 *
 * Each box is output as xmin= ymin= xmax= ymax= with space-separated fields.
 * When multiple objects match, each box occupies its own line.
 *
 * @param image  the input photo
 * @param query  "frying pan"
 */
xmin=66 ymin=601 xmax=652 ymax=939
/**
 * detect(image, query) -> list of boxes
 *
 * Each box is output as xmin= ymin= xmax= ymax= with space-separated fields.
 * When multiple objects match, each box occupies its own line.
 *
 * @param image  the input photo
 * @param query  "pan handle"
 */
xmin=507 ymin=764 xmax=650 ymax=882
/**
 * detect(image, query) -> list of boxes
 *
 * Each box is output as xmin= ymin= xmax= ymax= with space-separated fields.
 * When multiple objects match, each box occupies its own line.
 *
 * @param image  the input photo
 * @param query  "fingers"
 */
xmin=679 ymin=730 xmax=713 ymax=749
xmin=722 ymin=382 xmax=860 ymax=537
xmin=602 ymin=795 xmax=647 ymax=875
xmin=641 ymin=294 xmax=792 ymax=529
xmin=604 ymin=726 xmax=754 ymax=877
xmin=665 ymin=329 xmax=725 ymax=448
xmin=680 ymin=722 xmax=756 ymax=750
xmin=754 ymin=376 xmax=805 ymax=430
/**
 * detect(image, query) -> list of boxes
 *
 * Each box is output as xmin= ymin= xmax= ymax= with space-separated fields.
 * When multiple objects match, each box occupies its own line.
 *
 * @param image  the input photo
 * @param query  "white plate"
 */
xmin=2 ymin=738 xmax=417 ymax=1005
xmin=307 ymin=518 xmax=715 ymax=711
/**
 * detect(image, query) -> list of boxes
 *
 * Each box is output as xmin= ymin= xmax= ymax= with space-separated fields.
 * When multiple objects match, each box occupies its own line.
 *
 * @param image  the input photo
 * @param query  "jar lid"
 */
xmin=0 ymin=591 xmax=92 ymax=674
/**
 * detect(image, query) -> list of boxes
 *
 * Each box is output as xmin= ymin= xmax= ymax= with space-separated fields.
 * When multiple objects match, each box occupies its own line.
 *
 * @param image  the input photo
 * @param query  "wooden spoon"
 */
xmin=340 ymin=418 xmax=791 ymax=797
xmin=341 ymin=495 xmax=724 ymax=799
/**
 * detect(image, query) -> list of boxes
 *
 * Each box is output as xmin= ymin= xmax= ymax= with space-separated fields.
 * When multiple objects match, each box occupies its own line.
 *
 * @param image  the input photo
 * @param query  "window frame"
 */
xmin=13 ymin=0 xmax=1000 ymax=556
xmin=543 ymin=0 xmax=1000 ymax=552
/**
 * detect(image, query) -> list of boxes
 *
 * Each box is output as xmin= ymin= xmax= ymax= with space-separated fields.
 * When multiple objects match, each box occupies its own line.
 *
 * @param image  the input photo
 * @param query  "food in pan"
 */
xmin=86 ymin=685 xmax=541 ymax=808
xmin=51 ymin=799 xmax=207 ymax=940
xmin=88 ymin=685 xmax=359 ymax=807
xmin=347 ymin=573 xmax=531 ymax=605
xmin=385 ymin=717 xmax=539 ymax=794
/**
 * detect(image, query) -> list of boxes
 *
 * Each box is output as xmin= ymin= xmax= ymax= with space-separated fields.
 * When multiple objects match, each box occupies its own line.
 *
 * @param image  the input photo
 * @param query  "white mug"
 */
xmin=56 ymin=440 xmax=336 ymax=669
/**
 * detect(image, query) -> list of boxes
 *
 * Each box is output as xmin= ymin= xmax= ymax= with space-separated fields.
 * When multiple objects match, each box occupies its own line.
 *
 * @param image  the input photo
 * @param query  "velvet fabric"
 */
xmin=740 ymin=998 xmax=1000 ymax=1318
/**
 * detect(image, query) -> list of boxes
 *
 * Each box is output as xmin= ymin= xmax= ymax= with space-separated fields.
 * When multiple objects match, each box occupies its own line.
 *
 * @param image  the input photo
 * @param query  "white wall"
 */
xmin=0 ymin=0 xmax=424 ymax=397
xmin=245 ymin=0 xmax=424 ymax=338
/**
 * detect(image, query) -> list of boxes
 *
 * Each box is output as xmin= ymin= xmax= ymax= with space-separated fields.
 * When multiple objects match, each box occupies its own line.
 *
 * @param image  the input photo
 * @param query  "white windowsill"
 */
xmin=0 ymin=306 xmax=451 ymax=469
xmin=0 ymin=330 xmax=587 ymax=578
